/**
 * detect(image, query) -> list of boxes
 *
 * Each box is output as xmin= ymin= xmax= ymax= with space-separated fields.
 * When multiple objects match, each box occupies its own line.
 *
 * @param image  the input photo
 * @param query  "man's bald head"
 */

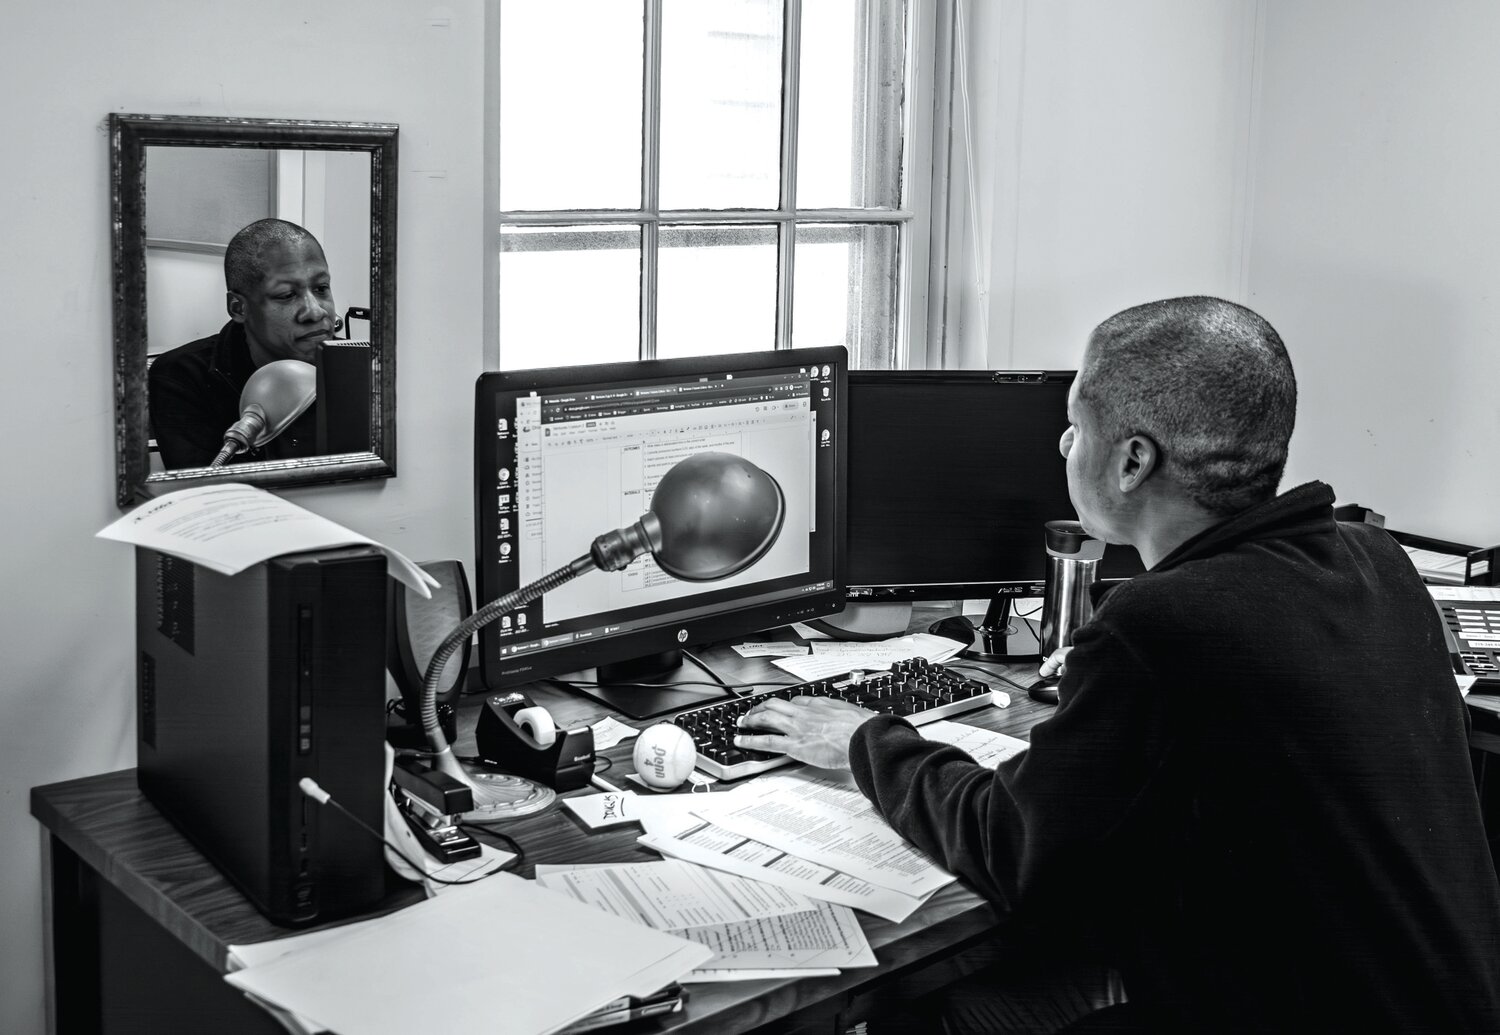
xmin=224 ymin=219 xmax=324 ymax=295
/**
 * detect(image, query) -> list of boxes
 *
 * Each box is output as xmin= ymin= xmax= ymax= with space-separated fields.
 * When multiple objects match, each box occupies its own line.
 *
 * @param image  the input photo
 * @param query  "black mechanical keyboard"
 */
xmin=672 ymin=657 xmax=1005 ymax=781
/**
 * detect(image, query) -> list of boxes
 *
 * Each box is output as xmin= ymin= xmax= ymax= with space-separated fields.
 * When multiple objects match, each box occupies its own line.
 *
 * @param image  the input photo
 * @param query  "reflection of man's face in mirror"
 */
xmin=227 ymin=234 xmax=338 ymax=366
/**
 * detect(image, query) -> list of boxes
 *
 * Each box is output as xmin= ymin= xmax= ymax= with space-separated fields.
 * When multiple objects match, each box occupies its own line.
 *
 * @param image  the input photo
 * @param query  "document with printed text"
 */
xmin=690 ymin=769 xmax=955 ymax=898
xmin=97 ymin=483 xmax=437 ymax=597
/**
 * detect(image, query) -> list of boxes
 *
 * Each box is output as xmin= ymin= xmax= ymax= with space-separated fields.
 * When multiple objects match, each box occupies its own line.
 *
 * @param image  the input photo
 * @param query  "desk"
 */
xmin=31 ymin=613 xmax=1084 ymax=1035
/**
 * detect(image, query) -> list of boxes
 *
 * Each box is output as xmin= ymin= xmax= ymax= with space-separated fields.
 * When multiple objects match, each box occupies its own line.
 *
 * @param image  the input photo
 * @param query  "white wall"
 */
xmin=939 ymin=0 xmax=1260 ymax=370
xmin=0 ymin=3 xmax=484 ymax=1031
xmin=1246 ymin=0 xmax=1500 ymax=544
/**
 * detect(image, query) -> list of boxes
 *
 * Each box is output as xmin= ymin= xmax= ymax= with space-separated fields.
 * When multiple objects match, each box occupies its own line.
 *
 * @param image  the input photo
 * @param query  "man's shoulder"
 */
xmin=149 ymin=325 xmax=232 ymax=389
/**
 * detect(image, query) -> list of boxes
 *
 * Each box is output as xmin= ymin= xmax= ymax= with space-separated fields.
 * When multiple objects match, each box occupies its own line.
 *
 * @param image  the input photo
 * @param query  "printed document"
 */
xmin=534 ymin=859 xmax=814 ymax=930
xmin=97 ymin=483 xmax=437 ymax=597
xmin=639 ymin=821 xmax=931 ymax=923
xmin=541 ymin=865 xmax=875 ymax=974
xmin=918 ymin=720 xmax=1029 ymax=769
xmin=773 ymin=632 xmax=964 ymax=680
xmin=691 ymin=769 xmax=955 ymax=898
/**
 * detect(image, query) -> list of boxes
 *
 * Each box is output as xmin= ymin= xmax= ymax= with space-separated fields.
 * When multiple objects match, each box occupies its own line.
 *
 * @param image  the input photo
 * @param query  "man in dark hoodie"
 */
xmin=737 ymin=296 xmax=1500 ymax=1032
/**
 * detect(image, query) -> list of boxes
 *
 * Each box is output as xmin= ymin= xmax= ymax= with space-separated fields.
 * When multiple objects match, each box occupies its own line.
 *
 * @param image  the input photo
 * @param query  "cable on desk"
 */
xmin=460 ymin=823 xmax=526 ymax=873
xmin=948 ymin=661 xmax=1033 ymax=695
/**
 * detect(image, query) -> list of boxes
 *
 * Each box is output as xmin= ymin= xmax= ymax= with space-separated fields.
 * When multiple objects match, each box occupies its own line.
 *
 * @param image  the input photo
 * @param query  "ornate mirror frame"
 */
xmin=110 ymin=113 xmax=398 ymax=506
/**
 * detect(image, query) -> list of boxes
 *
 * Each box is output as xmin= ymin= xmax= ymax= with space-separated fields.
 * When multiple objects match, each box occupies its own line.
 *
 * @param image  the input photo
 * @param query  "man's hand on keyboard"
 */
xmin=733 ymin=696 xmax=878 ymax=771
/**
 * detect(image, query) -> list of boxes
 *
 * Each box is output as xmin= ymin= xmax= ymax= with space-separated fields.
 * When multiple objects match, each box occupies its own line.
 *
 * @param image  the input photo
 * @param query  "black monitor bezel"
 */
xmin=474 ymin=347 xmax=848 ymax=692
xmin=840 ymin=369 xmax=1141 ymax=604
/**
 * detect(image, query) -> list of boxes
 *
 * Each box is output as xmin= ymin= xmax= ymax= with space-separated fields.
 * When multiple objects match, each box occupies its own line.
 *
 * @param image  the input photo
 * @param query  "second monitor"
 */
xmin=811 ymin=369 xmax=1143 ymax=652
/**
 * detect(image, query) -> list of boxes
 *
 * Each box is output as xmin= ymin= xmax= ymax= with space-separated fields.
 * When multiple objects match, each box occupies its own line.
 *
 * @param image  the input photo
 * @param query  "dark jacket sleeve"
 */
xmin=149 ymin=357 xmax=235 ymax=469
xmin=848 ymin=607 xmax=1175 ymax=924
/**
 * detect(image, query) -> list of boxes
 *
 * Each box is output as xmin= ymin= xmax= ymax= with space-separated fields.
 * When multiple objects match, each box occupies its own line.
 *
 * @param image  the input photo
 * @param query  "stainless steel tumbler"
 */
xmin=1037 ymin=520 xmax=1105 ymax=657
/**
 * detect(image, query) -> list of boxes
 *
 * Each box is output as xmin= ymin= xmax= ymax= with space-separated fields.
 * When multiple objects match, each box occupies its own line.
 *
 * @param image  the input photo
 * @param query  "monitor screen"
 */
xmin=843 ymin=369 xmax=1142 ymax=603
xmin=475 ymin=347 xmax=846 ymax=713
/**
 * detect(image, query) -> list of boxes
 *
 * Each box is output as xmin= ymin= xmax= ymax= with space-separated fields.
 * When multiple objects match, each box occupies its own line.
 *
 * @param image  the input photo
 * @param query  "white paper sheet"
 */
xmin=918 ymin=720 xmax=1030 ymax=770
xmin=773 ymin=633 xmax=963 ymax=680
xmin=589 ymin=715 xmax=641 ymax=750
xmin=97 ymin=483 xmax=438 ymax=597
xmin=564 ymin=787 xmax=737 ymax=837
xmin=681 ymin=967 xmax=840 ymax=983
xmin=732 ymin=641 xmax=811 ymax=657
xmin=639 ymin=822 xmax=931 ymax=923
xmin=534 ymin=859 xmax=814 ymax=930
xmin=674 ymin=898 xmax=876 ymax=971
xmin=541 ymin=865 xmax=875 ymax=973
xmin=691 ymin=769 xmax=955 ymax=898
xmin=225 ymin=873 xmax=710 ymax=1035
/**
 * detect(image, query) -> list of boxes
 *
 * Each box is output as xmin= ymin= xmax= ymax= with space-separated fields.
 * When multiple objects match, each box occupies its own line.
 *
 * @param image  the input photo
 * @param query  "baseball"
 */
xmin=632 ymin=723 xmax=697 ymax=790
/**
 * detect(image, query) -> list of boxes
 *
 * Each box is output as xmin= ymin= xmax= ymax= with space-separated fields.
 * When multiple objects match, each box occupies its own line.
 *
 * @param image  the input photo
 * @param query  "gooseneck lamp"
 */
xmin=421 ymin=451 xmax=785 ymax=819
xmin=209 ymin=359 xmax=318 ymax=468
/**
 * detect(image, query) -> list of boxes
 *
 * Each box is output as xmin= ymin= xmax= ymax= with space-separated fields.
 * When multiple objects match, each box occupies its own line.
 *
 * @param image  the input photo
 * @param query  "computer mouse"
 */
xmin=1027 ymin=676 xmax=1060 ymax=706
xmin=927 ymin=615 xmax=976 ymax=645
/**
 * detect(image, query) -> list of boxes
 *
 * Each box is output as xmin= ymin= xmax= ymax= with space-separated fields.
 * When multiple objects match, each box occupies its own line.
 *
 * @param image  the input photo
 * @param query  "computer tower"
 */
xmin=135 ymin=545 xmax=389 ymax=926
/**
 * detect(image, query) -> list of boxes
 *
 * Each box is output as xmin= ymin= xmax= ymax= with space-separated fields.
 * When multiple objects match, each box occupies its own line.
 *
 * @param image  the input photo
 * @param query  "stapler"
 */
xmin=391 ymin=758 xmax=481 ymax=863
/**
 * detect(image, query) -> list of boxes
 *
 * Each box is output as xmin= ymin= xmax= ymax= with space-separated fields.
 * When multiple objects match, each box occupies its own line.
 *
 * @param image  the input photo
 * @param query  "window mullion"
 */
xmin=775 ymin=0 xmax=802 ymax=351
xmin=641 ymin=0 xmax=664 ymax=360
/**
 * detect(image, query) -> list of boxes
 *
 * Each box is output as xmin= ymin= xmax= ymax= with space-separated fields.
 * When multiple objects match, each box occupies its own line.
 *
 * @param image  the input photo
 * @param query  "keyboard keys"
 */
xmin=670 ymin=658 xmax=1002 ymax=781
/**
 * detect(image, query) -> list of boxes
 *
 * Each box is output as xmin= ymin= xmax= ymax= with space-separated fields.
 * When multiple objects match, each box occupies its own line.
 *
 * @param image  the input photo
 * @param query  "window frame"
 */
xmin=485 ymin=0 xmax=936 ymax=371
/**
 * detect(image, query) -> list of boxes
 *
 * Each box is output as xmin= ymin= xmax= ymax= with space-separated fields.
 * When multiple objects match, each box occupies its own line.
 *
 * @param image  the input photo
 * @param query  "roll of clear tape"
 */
xmin=514 ymin=705 xmax=557 ymax=748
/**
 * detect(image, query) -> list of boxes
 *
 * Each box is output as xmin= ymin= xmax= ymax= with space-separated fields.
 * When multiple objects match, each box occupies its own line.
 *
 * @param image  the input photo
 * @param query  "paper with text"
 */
xmin=97 ymin=483 xmax=438 ymax=597
xmin=534 ymin=859 xmax=813 ymax=930
xmin=690 ymin=769 xmax=955 ymax=898
xmin=639 ymin=821 xmax=932 ymax=923
xmin=773 ymin=633 xmax=964 ymax=680
xmin=918 ymin=720 xmax=1030 ymax=769
xmin=675 ymin=898 xmax=876 ymax=971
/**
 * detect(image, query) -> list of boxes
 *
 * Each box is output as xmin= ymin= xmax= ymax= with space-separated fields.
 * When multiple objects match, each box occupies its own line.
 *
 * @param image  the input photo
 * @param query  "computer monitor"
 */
xmin=475 ymin=347 xmax=847 ymax=719
xmin=811 ymin=369 xmax=1143 ymax=655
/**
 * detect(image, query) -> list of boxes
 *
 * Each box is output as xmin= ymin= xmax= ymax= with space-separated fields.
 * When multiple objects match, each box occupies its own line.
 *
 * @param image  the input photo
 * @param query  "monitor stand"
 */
xmin=554 ymin=649 xmax=734 ymax=721
xmin=962 ymin=596 xmax=1043 ymax=662
xmin=802 ymin=602 xmax=913 ymax=641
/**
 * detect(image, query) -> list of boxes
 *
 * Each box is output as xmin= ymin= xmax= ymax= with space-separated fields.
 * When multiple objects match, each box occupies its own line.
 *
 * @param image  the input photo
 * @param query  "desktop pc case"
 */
xmin=134 ymin=545 xmax=388 ymax=926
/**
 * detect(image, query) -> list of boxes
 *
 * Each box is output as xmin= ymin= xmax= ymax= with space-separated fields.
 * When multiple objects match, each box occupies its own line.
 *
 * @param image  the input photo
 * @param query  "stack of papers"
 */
xmin=637 ymin=726 xmax=1028 ymax=923
xmin=536 ymin=861 xmax=875 ymax=982
xmin=225 ymin=873 xmax=710 ymax=1035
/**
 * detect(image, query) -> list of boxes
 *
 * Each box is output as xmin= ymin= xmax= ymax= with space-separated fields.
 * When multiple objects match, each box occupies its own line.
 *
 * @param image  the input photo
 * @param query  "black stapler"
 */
xmin=391 ymin=758 xmax=481 ymax=863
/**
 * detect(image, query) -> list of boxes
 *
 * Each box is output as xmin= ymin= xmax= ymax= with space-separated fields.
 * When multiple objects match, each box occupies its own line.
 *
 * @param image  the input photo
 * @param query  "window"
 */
xmin=492 ymin=0 xmax=927 ymax=371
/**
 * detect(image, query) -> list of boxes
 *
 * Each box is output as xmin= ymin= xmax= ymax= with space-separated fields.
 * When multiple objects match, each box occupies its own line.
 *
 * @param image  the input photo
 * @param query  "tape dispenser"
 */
xmin=474 ymin=691 xmax=596 ymax=792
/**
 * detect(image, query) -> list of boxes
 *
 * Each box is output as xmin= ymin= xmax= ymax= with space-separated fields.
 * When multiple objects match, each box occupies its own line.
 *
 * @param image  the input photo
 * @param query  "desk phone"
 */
xmin=1431 ymin=586 xmax=1500 ymax=689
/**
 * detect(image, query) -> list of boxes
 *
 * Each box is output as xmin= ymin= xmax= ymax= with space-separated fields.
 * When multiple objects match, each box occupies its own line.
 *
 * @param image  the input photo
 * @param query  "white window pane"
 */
xmin=659 ymin=0 xmax=783 ymax=210
xmin=792 ymin=223 xmax=899 ymax=369
xmin=657 ymin=225 xmax=777 ymax=358
xmin=500 ymin=227 xmax=640 ymax=369
xmin=499 ymin=2 xmax=644 ymax=211
xmin=797 ymin=0 xmax=906 ymax=209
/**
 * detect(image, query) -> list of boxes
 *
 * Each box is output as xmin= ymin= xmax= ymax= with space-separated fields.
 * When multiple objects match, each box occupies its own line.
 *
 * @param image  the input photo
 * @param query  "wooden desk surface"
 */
xmin=31 ymin=609 xmax=1057 ymax=1034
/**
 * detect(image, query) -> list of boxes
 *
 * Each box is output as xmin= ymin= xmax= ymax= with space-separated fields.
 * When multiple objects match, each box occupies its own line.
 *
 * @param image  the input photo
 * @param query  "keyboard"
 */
xmin=672 ymin=657 xmax=1004 ymax=781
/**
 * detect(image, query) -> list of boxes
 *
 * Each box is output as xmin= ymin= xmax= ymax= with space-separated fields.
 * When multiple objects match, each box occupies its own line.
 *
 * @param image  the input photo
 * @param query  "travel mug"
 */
xmin=1038 ymin=520 xmax=1105 ymax=658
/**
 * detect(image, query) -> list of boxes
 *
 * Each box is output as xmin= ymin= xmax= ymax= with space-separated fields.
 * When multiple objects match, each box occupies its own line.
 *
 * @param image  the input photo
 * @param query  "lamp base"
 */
xmin=459 ymin=766 xmax=555 ymax=823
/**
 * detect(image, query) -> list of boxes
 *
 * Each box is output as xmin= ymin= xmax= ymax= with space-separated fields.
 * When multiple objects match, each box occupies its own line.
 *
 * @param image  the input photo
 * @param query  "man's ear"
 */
xmin=226 ymin=291 xmax=246 ymax=324
xmin=1117 ymin=434 xmax=1160 ymax=494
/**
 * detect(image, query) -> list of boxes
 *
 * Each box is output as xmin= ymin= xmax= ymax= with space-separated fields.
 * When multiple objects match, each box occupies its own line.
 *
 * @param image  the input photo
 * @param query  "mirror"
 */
xmin=111 ymin=113 xmax=398 ymax=506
